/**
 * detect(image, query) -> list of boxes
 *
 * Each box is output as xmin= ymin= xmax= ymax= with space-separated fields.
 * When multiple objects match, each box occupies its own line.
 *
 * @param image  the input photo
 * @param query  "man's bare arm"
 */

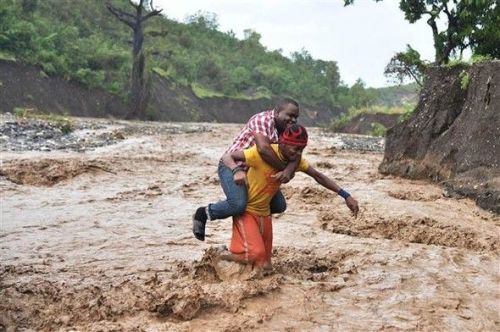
xmin=304 ymin=166 xmax=359 ymax=217
xmin=304 ymin=165 xmax=342 ymax=192
xmin=254 ymin=133 xmax=286 ymax=170
xmin=221 ymin=151 xmax=245 ymax=170
xmin=221 ymin=151 xmax=247 ymax=186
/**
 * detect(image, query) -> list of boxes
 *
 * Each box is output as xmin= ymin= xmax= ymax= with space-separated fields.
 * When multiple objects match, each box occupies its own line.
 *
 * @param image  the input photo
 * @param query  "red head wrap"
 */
xmin=279 ymin=124 xmax=308 ymax=147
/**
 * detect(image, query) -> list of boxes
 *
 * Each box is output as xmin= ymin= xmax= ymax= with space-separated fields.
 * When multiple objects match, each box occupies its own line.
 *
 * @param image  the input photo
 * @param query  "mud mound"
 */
xmin=2 ymin=246 xmax=366 ymax=330
xmin=0 ymin=159 xmax=113 ymax=186
xmin=105 ymin=185 xmax=163 ymax=202
xmin=315 ymin=161 xmax=335 ymax=169
xmin=282 ymin=186 xmax=332 ymax=204
xmin=319 ymin=211 xmax=499 ymax=252
xmin=0 ymin=248 xmax=283 ymax=330
xmin=181 ymin=175 xmax=220 ymax=198
xmin=379 ymin=62 xmax=500 ymax=213
xmin=272 ymin=247 xmax=358 ymax=283
xmin=387 ymin=189 xmax=442 ymax=202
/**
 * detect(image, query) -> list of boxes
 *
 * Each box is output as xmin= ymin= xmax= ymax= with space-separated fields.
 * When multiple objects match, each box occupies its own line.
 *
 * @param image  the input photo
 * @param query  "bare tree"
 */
xmin=107 ymin=0 xmax=162 ymax=119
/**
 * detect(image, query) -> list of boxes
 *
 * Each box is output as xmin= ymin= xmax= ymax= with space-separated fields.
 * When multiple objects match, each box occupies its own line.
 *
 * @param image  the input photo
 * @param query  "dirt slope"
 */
xmin=380 ymin=61 xmax=500 ymax=213
xmin=335 ymin=112 xmax=400 ymax=135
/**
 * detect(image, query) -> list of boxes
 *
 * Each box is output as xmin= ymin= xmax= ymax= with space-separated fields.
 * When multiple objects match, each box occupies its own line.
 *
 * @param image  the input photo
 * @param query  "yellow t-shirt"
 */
xmin=243 ymin=144 xmax=309 ymax=216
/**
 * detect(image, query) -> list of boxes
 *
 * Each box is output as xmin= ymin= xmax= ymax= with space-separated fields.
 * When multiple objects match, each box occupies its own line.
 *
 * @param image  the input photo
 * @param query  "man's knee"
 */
xmin=270 ymin=198 xmax=287 ymax=214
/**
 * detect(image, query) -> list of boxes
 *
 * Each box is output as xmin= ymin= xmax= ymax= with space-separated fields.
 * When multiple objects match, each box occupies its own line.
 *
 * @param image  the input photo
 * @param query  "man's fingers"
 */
xmin=279 ymin=174 xmax=291 ymax=183
xmin=274 ymin=174 xmax=289 ymax=183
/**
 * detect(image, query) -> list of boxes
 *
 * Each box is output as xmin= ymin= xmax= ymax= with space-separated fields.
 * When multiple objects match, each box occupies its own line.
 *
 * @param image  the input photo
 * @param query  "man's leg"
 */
xmin=228 ymin=213 xmax=267 ymax=268
xmin=209 ymin=163 xmax=248 ymax=219
xmin=261 ymin=216 xmax=273 ymax=266
xmin=270 ymin=190 xmax=287 ymax=214
xmin=193 ymin=163 xmax=247 ymax=241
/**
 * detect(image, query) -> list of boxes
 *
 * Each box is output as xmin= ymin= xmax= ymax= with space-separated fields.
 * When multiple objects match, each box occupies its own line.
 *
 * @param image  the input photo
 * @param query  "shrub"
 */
xmin=370 ymin=122 xmax=387 ymax=137
xmin=14 ymin=107 xmax=75 ymax=133
xmin=459 ymin=70 xmax=470 ymax=90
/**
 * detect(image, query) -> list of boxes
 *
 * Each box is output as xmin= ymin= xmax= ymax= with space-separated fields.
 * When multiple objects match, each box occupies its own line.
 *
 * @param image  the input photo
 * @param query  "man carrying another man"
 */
xmin=218 ymin=124 xmax=358 ymax=270
xmin=193 ymin=98 xmax=302 ymax=241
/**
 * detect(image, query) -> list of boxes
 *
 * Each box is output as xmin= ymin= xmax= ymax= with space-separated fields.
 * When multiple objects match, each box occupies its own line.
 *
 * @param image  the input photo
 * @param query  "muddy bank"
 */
xmin=1 ymin=118 xmax=499 ymax=331
xmin=0 ymin=59 xmax=340 ymax=125
xmin=380 ymin=61 xmax=500 ymax=213
xmin=0 ymin=113 xmax=212 ymax=152
xmin=335 ymin=112 xmax=400 ymax=135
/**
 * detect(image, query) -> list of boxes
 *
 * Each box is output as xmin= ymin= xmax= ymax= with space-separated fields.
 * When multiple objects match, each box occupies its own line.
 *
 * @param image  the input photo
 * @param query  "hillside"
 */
xmin=0 ymin=59 xmax=340 ymax=125
xmin=0 ymin=0 xmax=415 ymax=121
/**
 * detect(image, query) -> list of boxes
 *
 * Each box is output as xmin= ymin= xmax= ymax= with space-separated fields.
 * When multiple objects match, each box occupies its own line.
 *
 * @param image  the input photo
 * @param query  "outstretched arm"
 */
xmin=221 ymin=151 xmax=247 ymax=186
xmin=304 ymin=165 xmax=359 ymax=217
xmin=254 ymin=133 xmax=298 ymax=183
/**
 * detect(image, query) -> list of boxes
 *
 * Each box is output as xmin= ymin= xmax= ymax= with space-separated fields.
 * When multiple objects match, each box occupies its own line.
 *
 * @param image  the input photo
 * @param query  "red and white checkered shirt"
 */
xmin=224 ymin=109 xmax=279 ymax=156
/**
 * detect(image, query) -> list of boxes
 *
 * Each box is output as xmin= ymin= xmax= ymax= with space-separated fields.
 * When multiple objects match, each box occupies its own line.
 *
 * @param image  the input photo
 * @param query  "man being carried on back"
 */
xmin=218 ymin=124 xmax=359 ymax=271
xmin=193 ymin=98 xmax=301 ymax=241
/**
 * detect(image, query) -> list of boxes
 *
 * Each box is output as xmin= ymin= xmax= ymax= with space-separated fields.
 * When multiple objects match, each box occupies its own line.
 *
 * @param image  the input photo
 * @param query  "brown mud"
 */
xmin=1 ymin=120 xmax=499 ymax=331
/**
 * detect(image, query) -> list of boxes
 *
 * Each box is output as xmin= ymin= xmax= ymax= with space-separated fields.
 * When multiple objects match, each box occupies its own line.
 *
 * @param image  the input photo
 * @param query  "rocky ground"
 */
xmin=0 ymin=114 xmax=498 ymax=331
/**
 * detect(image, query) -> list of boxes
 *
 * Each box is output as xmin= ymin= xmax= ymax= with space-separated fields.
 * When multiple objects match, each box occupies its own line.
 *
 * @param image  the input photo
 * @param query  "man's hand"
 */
xmin=233 ymin=171 xmax=247 ymax=186
xmin=345 ymin=196 xmax=359 ymax=218
xmin=272 ymin=159 xmax=298 ymax=183
xmin=272 ymin=169 xmax=295 ymax=183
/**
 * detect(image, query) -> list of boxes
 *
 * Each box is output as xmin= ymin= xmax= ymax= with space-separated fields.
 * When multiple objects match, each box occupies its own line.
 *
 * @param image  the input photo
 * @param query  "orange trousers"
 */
xmin=229 ymin=212 xmax=272 ymax=267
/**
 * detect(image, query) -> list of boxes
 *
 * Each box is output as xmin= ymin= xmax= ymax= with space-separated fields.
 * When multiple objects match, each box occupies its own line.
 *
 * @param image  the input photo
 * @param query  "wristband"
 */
xmin=232 ymin=166 xmax=244 ymax=175
xmin=338 ymin=189 xmax=351 ymax=199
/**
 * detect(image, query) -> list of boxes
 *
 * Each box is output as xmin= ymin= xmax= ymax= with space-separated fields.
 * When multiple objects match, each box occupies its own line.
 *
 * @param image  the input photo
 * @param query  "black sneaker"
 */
xmin=192 ymin=206 xmax=207 ymax=241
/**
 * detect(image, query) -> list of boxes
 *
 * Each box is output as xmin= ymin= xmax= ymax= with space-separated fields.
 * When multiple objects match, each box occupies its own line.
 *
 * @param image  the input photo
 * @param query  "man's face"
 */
xmin=275 ymin=104 xmax=299 ymax=132
xmin=280 ymin=144 xmax=305 ymax=162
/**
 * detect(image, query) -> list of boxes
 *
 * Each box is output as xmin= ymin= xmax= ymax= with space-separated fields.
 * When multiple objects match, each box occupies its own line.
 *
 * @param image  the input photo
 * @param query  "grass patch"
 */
xmin=14 ymin=107 xmax=75 ymax=134
xmin=191 ymin=83 xmax=271 ymax=100
xmin=191 ymin=83 xmax=225 ymax=98
xmin=471 ymin=54 xmax=493 ymax=64
xmin=445 ymin=55 xmax=493 ymax=68
xmin=152 ymin=66 xmax=170 ymax=79
xmin=328 ymin=104 xmax=415 ymax=131
xmin=0 ymin=51 xmax=16 ymax=62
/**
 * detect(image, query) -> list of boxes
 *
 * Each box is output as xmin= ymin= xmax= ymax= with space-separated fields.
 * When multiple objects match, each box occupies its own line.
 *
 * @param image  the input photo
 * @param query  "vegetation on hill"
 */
xmin=326 ymin=103 xmax=415 ymax=134
xmin=1 ymin=0 xmax=414 ymax=115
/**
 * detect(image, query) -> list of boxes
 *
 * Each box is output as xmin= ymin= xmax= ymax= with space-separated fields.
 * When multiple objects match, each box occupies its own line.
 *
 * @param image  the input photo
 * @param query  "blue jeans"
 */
xmin=207 ymin=163 xmax=287 ymax=220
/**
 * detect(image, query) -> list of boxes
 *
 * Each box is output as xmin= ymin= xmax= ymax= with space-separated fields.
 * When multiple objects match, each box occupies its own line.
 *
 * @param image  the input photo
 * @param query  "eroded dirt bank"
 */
xmin=1 ymin=117 xmax=499 ymax=331
xmin=380 ymin=61 xmax=500 ymax=213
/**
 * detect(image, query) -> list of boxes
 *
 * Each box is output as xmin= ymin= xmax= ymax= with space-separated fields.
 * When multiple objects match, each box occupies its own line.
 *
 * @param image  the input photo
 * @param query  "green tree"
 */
xmin=384 ymin=45 xmax=428 ymax=87
xmin=185 ymin=11 xmax=219 ymax=30
xmin=349 ymin=79 xmax=377 ymax=108
xmin=468 ymin=0 xmax=500 ymax=58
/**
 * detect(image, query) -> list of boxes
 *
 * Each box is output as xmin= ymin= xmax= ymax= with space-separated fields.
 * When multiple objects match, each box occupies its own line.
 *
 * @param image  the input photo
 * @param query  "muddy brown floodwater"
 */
xmin=1 ymin=119 xmax=499 ymax=331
